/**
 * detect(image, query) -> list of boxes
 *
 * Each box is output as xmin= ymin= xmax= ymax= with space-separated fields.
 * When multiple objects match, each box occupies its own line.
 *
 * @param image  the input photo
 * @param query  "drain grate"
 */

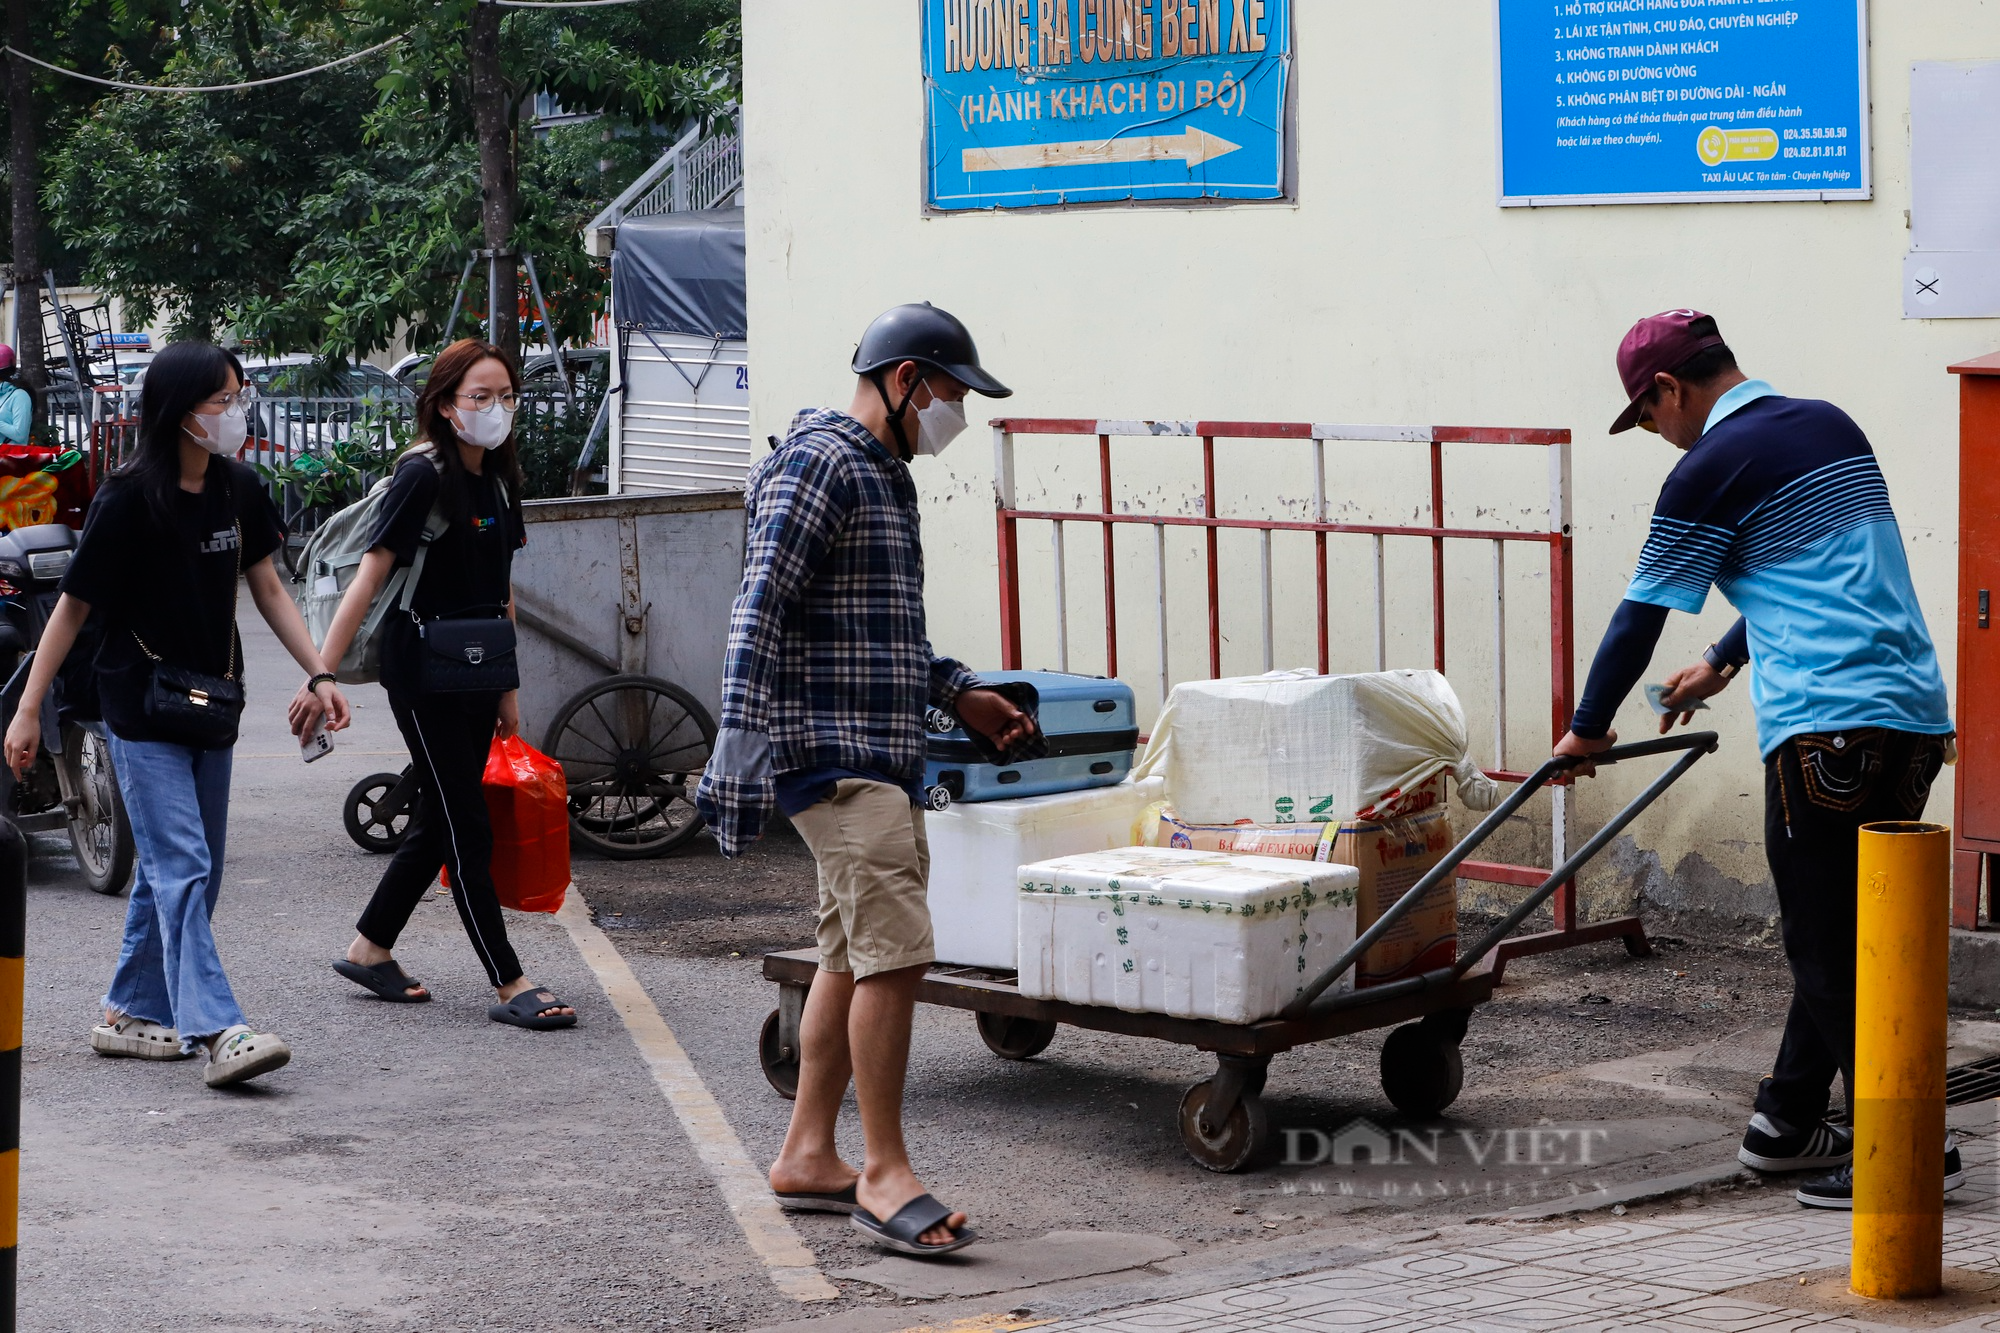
xmin=1824 ymin=1052 xmax=2000 ymax=1127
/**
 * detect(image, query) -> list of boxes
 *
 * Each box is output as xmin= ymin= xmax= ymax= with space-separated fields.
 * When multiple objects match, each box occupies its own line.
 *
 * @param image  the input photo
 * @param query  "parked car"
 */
xmin=233 ymin=355 xmax=413 ymax=465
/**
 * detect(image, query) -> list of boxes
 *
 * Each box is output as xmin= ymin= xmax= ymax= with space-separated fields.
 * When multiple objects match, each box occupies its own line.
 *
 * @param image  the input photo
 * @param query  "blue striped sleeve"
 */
xmin=1625 ymin=514 xmax=1732 ymax=614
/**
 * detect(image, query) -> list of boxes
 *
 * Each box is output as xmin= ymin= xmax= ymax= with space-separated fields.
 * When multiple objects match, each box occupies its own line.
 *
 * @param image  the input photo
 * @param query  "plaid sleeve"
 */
xmin=929 ymin=650 xmax=980 ymax=709
xmin=717 ymin=446 xmax=852 ymax=734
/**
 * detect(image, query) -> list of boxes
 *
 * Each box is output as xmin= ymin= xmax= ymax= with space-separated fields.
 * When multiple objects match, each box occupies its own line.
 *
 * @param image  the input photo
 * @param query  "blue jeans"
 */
xmin=101 ymin=734 xmax=243 ymax=1047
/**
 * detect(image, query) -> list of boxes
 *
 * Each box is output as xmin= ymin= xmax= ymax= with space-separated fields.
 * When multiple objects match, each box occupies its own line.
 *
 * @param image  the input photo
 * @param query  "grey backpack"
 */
xmin=298 ymin=447 xmax=449 ymax=685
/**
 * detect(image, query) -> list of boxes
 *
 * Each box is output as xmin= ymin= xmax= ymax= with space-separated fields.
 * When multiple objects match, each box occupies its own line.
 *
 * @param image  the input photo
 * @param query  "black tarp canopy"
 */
xmin=610 ymin=207 xmax=746 ymax=339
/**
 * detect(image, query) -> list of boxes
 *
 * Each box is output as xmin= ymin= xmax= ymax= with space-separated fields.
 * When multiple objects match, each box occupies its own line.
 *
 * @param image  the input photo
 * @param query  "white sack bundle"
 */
xmin=1130 ymin=668 xmax=1500 ymax=825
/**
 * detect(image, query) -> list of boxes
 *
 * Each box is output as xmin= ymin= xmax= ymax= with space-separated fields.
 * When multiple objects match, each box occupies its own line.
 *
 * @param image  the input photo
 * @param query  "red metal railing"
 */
xmin=989 ymin=417 xmax=1647 ymax=973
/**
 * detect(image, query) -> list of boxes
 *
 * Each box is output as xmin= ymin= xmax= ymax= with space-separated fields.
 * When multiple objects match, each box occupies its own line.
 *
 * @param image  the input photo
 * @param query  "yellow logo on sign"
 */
xmin=1696 ymin=126 xmax=1780 ymax=166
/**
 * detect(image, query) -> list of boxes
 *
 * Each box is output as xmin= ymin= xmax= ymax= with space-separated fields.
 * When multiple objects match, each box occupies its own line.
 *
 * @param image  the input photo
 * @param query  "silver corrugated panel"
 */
xmin=615 ymin=332 xmax=751 ymax=494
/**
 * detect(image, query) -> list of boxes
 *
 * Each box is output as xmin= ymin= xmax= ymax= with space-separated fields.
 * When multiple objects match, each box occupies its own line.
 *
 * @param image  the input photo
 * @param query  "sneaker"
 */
xmin=1795 ymin=1135 xmax=1966 ymax=1210
xmin=90 ymin=1014 xmax=193 ymax=1061
xmin=203 ymin=1025 xmax=292 ymax=1088
xmin=1739 ymin=1111 xmax=1853 ymax=1172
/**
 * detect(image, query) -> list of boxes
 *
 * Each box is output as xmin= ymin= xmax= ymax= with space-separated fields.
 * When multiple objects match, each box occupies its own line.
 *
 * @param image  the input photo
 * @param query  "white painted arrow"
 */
xmin=962 ymin=126 xmax=1242 ymax=174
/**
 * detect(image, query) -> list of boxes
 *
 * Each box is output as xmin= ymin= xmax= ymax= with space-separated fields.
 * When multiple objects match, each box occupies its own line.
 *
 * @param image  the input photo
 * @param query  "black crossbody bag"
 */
xmin=132 ymin=509 xmax=245 ymax=750
xmin=416 ymin=606 xmax=519 ymax=694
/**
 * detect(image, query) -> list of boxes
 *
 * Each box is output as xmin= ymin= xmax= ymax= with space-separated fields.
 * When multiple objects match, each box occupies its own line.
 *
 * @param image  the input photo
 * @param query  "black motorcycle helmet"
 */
xmin=852 ymin=303 xmax=1011 ymax=398
xmin=852 ymin=303 xmax=1009 ymax=460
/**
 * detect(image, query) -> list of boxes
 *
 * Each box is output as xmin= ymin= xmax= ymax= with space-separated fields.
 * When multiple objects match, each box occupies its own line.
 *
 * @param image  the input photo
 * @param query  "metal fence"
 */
xmin=987 ymin=415 xmax=1648 ymax=978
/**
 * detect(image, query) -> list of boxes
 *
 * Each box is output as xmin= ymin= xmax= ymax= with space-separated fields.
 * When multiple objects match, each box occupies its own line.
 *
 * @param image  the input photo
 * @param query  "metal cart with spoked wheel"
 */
xmin=340 ymin=488 xmax=742 ymax=861
xmin=757 ymin=731 xmax=1718 ymax=1171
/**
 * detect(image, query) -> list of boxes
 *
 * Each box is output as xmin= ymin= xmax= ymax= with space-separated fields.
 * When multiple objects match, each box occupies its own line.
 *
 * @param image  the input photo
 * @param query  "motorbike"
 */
xmin=0 ymin=522 xmax=135 ymax=895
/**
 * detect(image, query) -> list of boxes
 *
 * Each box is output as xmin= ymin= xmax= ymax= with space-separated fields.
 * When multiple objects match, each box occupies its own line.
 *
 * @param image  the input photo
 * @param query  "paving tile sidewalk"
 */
xmin=1038 ymin=1121 xmax=2000 ymax=1332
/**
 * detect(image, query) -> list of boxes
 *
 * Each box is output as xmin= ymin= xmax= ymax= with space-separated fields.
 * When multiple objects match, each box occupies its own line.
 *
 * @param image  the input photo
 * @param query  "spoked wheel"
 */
xmin=544 ymin=675 xmax=716 ymax=860
xmin=344 ymin=770 xmax=416 ymax=854
xmin=975 ymin=1011 xmax=1058 ymax=1060
xmin=60 ymin=724 xmax=132 ymax=895
xmin=1379 ymin=1021 xmax=1465 ymax=1118
xmin=759 ymin=1009 xmax=800 ymax=1100
xmin=1178 ymin=1077 xmax=1270 ymax=1173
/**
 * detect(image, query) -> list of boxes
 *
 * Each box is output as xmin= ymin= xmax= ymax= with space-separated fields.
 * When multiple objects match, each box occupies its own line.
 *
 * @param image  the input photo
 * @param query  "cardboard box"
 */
xmin=1140 ymin=808 xmax=1333 ymax=860
xmin=1326 ymin=807 xmax=1456 ymax=987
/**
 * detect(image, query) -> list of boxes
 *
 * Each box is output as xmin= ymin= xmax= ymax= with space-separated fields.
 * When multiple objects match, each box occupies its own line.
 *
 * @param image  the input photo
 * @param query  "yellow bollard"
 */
xmin=1852 ymin=820 xmax=1951 ymax=1300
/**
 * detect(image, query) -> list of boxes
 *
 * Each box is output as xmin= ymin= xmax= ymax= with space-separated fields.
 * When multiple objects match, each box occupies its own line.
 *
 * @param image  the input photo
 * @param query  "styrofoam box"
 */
xmin=928 ymin=778 xmax=1164 ymax=970
xmin=1017 ymin=847 xmax=1361 ymax=1024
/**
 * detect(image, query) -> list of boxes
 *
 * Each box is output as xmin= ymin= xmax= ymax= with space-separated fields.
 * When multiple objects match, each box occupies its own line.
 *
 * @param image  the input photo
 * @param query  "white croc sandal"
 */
xmin=204 ymin=1025 xmax=292 ymax=1088
xmin=91 ymin=1014 xmax=191 ymax=1061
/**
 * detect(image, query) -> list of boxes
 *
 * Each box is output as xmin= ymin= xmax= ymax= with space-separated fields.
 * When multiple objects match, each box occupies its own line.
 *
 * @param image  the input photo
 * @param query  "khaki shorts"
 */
xmin=789 ymin=779 xmax=933 ymax=979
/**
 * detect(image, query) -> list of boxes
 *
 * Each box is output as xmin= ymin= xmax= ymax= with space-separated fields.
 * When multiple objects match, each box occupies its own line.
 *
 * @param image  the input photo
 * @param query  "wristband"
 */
xmin=1700 ymin=644 xmax=1742 ymax=679
xmin=307 ymin=672 xmax=338 ymax=692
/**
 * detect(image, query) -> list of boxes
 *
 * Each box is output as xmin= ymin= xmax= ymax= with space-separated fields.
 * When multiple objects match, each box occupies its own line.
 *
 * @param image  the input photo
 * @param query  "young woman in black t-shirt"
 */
xmin=1 ymin=340 xmax=353 ymax=1087
xmin=314 ymin=339 xmax=576 ymax=1028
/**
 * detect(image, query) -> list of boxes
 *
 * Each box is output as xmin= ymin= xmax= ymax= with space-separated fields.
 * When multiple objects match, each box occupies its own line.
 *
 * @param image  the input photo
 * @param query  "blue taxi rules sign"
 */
xmin=923 ymin=1 xmax=1292 ymax=211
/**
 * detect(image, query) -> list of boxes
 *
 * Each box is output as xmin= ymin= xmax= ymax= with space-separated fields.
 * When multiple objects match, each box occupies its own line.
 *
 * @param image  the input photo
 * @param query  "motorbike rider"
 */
xmin=0 ymin=346 xmax=30 ymax=447
xmin=2 ymin=339 xmax=352 ymax=1087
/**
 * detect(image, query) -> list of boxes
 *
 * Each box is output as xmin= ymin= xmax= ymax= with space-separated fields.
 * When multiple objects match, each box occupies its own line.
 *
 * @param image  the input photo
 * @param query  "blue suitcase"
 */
xmin=923 ymin=670 xmax=1138 ymax=809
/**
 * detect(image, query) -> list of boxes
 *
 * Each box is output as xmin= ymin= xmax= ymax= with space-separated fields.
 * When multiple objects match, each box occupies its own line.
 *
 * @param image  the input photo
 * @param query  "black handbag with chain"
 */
xmin=416 ymin=607 xmax=519 ymax=694
xmin=133 ymin=506 xmax=245 ymax=750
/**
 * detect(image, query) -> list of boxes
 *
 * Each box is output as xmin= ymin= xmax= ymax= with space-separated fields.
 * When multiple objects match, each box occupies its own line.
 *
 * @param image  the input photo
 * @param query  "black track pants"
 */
xmin=355 ymin=690 xmax=523 ymax=988
xmin=1753 ymin=727 xmax=1947 ymax=1129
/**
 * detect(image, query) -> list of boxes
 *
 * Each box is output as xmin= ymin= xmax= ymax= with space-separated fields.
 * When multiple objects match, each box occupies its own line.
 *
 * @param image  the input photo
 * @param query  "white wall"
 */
xmin=741 ymin=2 xmax=2000 ymax=916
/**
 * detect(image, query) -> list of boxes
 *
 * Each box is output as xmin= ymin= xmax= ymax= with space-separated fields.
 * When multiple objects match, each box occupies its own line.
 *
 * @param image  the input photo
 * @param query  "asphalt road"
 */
xmin=15 ymin=603 xmax=1831 ymax=1332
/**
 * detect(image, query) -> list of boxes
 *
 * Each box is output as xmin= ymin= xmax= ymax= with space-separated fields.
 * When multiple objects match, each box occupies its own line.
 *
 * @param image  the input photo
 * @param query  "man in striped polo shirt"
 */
xmin=1554 ymin=310 xmax=1957 ymax=1209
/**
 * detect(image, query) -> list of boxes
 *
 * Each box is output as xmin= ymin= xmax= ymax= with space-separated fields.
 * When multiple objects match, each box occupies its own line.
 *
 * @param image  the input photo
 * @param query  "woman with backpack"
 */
xmin=312 ymin=338 xmax=576 ymax=1029
xmin=1 ymin=339 xmax=352 ymax=1087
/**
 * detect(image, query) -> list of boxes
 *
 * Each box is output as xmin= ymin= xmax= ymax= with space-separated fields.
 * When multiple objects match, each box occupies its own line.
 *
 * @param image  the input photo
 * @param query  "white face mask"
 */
xmin=912 ymin=389 xmax=969 ymax=457
xmin=454 ymin=400 xmax=515 ymax=450
xmin=186 ymin=407 xmax=247 ymax=457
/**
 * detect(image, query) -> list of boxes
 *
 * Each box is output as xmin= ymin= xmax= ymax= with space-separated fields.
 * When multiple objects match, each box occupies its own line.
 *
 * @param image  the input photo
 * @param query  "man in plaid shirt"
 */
xmin=697 ymin=304 xmax=1031 ymax=1257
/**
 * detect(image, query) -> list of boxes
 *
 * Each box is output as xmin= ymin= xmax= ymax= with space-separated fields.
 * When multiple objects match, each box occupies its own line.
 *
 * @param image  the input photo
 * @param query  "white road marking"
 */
xmin=556 ymin=890 xmax=837 ymax=1303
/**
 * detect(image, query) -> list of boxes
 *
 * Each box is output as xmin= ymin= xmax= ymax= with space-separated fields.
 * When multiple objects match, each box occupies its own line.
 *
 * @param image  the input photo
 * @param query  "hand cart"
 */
xmin=339 ymin=489 xmax=741 ymax=860
xmin=757 ymin=731 xmax=1718 ymax=1172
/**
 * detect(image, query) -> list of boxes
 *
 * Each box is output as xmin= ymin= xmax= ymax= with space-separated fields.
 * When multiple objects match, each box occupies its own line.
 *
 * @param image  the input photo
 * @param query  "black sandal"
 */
xmin=774 ymin=1182 xmax=860 ymax=1214
xmin=850 ymin=1193 xmax=977 ymax=1257
xmin=332 ymin=959 xmax=430 ymax=1003
xmin=488 ymin=989 xmax=577 ymax=1030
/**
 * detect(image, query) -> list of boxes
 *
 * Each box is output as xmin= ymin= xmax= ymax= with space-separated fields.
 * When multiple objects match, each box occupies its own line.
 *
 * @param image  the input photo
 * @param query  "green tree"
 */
xmin=5 ymin=0 xmax=184 ymax=386
xmin=44 ymin=12 xmax=381 ymax=341
xmin=24 ymin=0 xmax=738 ymax=367
xmin=235 ymin=0 xmax=738 ymax=363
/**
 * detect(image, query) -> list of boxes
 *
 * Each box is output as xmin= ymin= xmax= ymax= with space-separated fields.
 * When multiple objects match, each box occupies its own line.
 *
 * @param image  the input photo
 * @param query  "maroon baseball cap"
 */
xmin=1609 ymin=309 xmax=1727 ymax=434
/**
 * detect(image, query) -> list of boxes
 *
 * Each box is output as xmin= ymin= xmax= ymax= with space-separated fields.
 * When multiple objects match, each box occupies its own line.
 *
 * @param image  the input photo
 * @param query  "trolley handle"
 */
xmin=1281 ymin=730 xmax=1719 ymax=1019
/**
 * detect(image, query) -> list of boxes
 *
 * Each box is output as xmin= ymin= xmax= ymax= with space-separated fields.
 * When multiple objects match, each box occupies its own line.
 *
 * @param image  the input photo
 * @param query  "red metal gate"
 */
xmin=988 ymin=416 xmax=1647 ymax=972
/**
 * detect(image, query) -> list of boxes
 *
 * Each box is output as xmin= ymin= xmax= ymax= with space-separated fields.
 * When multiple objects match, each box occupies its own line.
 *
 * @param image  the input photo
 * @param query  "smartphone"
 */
xmin=1644 ymin=683 xmax=1709 ymax=717
xmin=301 ymin=719 xmax=334 ymax=764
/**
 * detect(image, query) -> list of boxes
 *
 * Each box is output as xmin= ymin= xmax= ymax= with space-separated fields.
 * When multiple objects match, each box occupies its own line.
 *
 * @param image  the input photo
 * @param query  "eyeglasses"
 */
xmin=455 ymin=390 xmax=519 ymax=412
xmin=204 ymin=386 xmax=259 ymax=411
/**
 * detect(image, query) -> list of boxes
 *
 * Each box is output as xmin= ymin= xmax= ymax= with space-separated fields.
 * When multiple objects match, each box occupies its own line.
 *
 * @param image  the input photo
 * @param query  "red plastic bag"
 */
xmin=443 ymin=736 xmax=571 ymax=913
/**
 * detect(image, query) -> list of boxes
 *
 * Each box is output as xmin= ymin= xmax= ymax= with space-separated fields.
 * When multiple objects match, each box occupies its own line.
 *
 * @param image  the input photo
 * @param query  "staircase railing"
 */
xmin=583 ymin=121 xmax=743 ymax=257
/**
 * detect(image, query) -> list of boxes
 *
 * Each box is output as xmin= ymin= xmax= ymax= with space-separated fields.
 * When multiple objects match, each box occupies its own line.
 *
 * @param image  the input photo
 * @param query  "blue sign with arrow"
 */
xmin=923 ymin=1 xmax=1292 ymax=212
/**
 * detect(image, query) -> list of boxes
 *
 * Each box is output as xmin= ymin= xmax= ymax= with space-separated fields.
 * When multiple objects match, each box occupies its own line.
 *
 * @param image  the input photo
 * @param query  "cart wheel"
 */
xmin=1380 ymin=1022 xmax=1464 ymax=1118
xmin=60 ymin=724 xmax=132 ymax=896
xmin=925 ymin=784 xmax=953 ymax=812
xmin=1178 ymin=1078 xmax=1270 ymax=1173
xmin=544 ymin=674 xmax=716 ymax=861
xmin=975 ymin=1012 xmax=1057 ymax=1060
xmin=759 ymin=1009 xmax=800 ymax=1100
xmin=344 ymin=771 xmax=413 ymax=854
